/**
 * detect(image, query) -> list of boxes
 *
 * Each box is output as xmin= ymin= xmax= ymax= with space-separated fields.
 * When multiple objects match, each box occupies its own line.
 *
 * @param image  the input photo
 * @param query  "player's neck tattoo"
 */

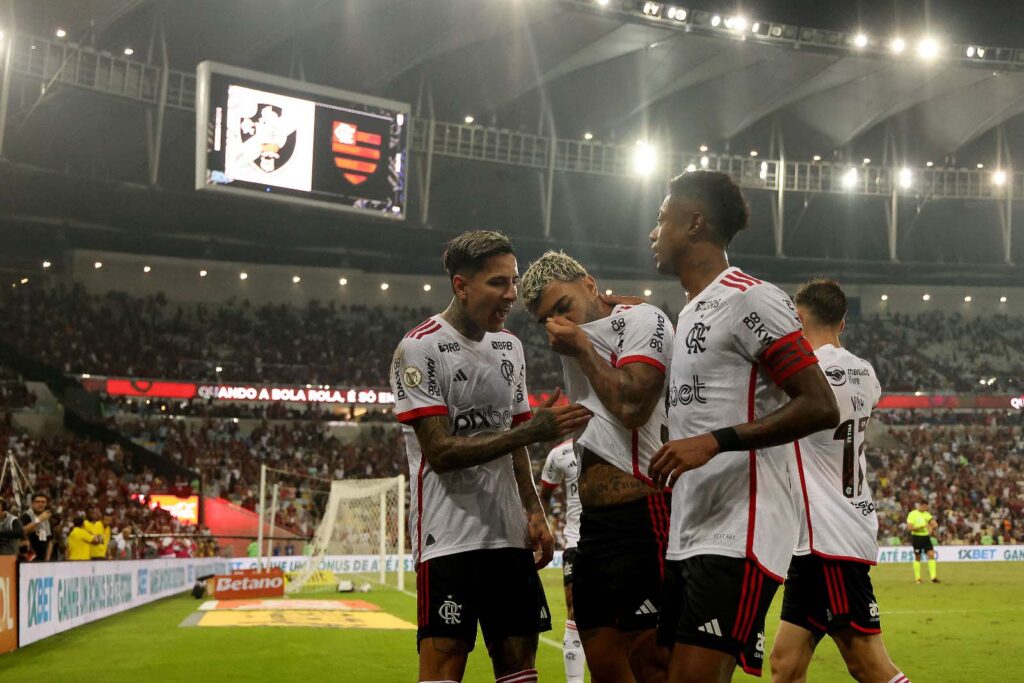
xmin=442 ymin=301 xmax=486 ymax=341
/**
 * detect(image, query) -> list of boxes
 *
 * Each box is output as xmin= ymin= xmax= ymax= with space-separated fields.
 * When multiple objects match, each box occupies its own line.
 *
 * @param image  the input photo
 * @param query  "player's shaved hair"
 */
xmin=520 ymin=250 xmax=589 ymax=311
xmin=668 ymin=170 xmax=750 ymax=246
xmin=442 ymin=230 xmax=515 ymax=281
xmin=794 ymin=278 xmax=848 ymax=327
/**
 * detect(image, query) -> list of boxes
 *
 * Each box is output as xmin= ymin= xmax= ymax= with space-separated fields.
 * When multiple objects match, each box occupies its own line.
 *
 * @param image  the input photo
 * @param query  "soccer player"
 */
xmin=390 ymin=230 xmax=593 ymax=683
xmin=539 ymin=440 xmax=585 ymax=683
xmin=907 ymin=501 xmax=939 ymax=584
xmin=769 ymin=278 xmax=911 ymax=683
xmin=647 ymin=171 xmax=840 ymax=682
xmin=521 ymin=251 xmax=673 ymax=683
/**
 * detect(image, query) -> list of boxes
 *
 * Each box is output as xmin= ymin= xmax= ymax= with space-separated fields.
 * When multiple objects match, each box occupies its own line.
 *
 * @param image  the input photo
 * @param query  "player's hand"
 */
xmin=544 ymin=316 xmax=590 ymax=357
xmin=39 ymin=510 xmax=52 ymax=521
xmin=648 ymin=433 xmax=720 ymax=489
xmin=600 ymin=293 xmax=646 ymax=307
xmin=529 ymin=388 xmax=592 ymax=441
xmin=527 ymin=511 xmax=555 ymax=569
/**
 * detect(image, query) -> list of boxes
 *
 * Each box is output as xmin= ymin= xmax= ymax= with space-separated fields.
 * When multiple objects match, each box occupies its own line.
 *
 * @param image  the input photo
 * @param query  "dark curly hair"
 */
xmin=668 ymin=170 xmax=750 ymax=246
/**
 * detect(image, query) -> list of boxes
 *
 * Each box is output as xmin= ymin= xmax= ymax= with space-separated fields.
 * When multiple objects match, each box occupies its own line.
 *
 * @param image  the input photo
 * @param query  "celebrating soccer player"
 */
xmin=390 ymin=231 xmax=593 ymax=683
xmin=521 ymin=251 xmax=673 ymax=682
xmin=647 ymin=171 xmax=840 ymax=682
xmin=769 ymin=279 xmax=911 ymax=683
xmin=539 ymin=440 xmax=586 ymax=683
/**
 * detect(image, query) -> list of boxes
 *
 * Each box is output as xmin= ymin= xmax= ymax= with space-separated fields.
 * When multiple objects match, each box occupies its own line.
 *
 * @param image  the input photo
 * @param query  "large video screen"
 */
xmin=195 ymin=62 xmax=409 ymax=219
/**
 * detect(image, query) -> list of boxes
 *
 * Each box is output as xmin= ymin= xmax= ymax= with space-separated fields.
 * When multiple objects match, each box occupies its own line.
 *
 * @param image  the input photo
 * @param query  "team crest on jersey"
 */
xmin=685 ymin=321 xmax=710 ymax=354
xmin=824 ymin=365 xmax=847 ymax=386
xmin=439 ymin=597 xmax=462 ymax=624
xmin=500 ymin=359 xmax=515 ymax=385
xmin=403 ymin=366 xmax=423 ymax=388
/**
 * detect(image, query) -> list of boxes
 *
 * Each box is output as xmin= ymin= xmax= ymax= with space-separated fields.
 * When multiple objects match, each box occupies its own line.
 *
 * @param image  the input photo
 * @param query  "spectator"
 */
xmin=66 ymin=516 xmax=101 ymax=560
xmin=0 ymin=499 xmax=23 ymax=556
xmin=20 ymin=493 xmax=53 ymax=561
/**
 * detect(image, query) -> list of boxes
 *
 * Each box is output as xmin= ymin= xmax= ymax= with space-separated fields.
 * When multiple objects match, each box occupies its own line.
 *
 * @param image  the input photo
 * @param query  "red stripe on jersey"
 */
xmin=413 ymin=322 xmax=442 ymax=339
xmin=416 ymin=456 xmax=427 ymax=564
xmin=811 ymin=549 xmax=877 ymax=566
xmin=511 ymin=411 xmax=532 ymax=426
xmin=646 ymin=494 xmax=667 ymax=580
xmin=405 ymin=319 xmax=435 ymax=338
xmin=732 ymin=561 xmax=753 ymax=639
xmin=723 ymin=272 xmax=758 ymax=289
xmin=761 ymin=331 xmax=818 ymax=385
xmin=540 ymin=480 xmax=558 ymax=490
xmin=745 ymin=363 xmax=758 ymax=561
xmin=793 ymin=440 xmax=814 ymax=550
xmin=630 ymin=429 xmax=657 ymax=488
xmin=822 ymin=563 xmax=839 ymax=614
xmin=848 ymin=621 xmax=882 ymax=635
xmin=736 ymin=566 xmax=761 ymax=643
xmin=744 ymin=571 xmax=765 ymax=642
xmin=833 ymin=563 xmax=850 ymax=613
xmin=617 ymin=354 xmax=666 ymax=374
xmin=730 ymin=271 xmax=763 ymax=286
xmin=396 ymin=405 xmax=449 ymax=424
xmin=720 ymin=276 xmax=749 ymax=292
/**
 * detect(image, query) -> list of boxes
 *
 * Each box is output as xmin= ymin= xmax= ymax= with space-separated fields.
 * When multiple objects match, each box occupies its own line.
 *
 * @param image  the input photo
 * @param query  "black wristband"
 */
xmin=710 ymin=427 xmax=743 ymax=453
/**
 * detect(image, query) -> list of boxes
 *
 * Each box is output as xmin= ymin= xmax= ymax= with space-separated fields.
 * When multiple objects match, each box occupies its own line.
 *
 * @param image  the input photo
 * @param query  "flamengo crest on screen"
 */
xmin=332 ymin=121 xmax=381 ymax=185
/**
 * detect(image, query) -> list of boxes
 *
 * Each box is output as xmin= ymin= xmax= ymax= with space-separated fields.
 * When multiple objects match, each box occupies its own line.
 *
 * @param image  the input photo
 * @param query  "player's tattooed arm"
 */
xmin=649 ymin=364 xmax=839 ymax=488
xmin=513 ymin=447 xmax=554 ymax=569
xmin=544 ymin=316 xmax=664 ymax=429
xmin=411 ymin=393 xmax=591 ymax=473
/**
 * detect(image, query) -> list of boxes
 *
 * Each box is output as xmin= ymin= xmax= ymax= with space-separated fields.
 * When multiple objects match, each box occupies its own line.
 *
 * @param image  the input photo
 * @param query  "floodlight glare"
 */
xmin=842 ymin=168 xmax=858 ymax=188
xmin=898 ymin=168 xmax=913 ymax=188
xmin=632 ymin=141 xmax=658 ymax=176
xmin=993 ymin=170 xmax=1007 ymax=186
xmin=890 ymin=37 xmax=906 ymax=54
xmin=916 ymin=37 xmax=939 ymax=60
xmin=853 ymin=33 xmax=868 ymax=48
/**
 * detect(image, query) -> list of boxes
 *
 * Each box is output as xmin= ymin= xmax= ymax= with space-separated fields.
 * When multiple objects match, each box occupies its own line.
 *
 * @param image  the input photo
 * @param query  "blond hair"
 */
xmin=520 ymin=250 xmax=589 ymax=310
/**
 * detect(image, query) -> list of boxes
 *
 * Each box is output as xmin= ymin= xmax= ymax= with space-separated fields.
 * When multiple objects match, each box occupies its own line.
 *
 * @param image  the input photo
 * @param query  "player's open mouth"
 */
xmin=495 ymin=307 xmax=511 ymax=321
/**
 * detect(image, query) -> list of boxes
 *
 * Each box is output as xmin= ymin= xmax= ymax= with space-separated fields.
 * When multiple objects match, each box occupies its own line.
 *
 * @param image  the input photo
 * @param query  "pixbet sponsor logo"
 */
xmin=451 ymin=407 xmax=513 ymax=434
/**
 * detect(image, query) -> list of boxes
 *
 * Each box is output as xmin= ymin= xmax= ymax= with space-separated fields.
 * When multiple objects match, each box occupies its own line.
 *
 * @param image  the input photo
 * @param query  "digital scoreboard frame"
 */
xmin=195 ymin=61 xmax=409 ymax=220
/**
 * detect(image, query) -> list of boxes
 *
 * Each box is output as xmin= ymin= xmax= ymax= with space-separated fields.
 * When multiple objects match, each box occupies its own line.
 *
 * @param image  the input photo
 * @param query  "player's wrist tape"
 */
xmin=710 ymin=427 xmax=744 ymax=453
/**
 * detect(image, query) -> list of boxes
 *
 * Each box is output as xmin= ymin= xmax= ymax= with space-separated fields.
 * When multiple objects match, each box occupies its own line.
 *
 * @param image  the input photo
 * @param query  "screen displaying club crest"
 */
xmin=197 ymin=62 xmax=409 ymax=219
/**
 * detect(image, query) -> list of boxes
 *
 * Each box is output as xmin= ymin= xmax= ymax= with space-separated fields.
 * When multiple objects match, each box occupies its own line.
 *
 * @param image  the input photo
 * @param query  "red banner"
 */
xmin=212 ymin=569 xmax=286 ymax=599
xmin=0 ymin=556 xmax=16 ymax=654
xmin=106 ymin=378 xmax=198 ymax=399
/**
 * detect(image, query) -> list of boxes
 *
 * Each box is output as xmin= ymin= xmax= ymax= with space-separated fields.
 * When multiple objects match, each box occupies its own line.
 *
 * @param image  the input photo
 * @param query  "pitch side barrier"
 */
xmin=230 ymin=545 xmax=1024 ymax=576
xmin=17 ymin=557 xmax=230 ymax=648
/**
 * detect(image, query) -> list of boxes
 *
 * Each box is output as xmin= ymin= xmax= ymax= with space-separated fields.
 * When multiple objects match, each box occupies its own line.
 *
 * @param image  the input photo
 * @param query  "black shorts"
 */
xmin=562 ymin=547 xmax=578 ymax=586
xmin=416 ymin=548 xmax=551 ymax=650
xmin=656 ymin=555 xmax=780 ymax=677
xmin=911 ymin=535 xmax=934 ymax=556
xmin=573 ymin=493 xmax=670 ymax=632
xmin=780 ymin=554 xmax=882 ymax=642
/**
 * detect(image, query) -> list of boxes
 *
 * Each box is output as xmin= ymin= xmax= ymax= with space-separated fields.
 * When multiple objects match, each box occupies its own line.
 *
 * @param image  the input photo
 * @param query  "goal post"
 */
xmin=282 ymin=474 xmax=407 ymax=593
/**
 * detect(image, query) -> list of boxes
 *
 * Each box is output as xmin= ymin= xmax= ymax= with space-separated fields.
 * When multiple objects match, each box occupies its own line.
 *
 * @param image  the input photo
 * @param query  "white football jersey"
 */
xmin=666 ymin=268 xmax=820 ymax=581
xmin=541 ymin=441 xmax=582 ymax=549
xmin=562 ymin=303 xmax=673 ymax=485
xmin=390 ymin=316 xmax=532 ymax=564
xmin=793 ymin=345 xmax=882 ymax=563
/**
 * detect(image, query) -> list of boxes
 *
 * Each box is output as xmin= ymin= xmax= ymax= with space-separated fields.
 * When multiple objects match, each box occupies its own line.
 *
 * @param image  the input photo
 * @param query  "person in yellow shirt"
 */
xmin=67 ymin=516 xmax=102 ymax=561
xmin=83 ymin=508 xmax=107 ymax=560
xmin=907 ymin=501 xmax=939 ymax=583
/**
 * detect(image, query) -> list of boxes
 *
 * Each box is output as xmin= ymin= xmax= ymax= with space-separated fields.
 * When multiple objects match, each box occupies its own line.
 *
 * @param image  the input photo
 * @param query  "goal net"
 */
xmin=283 ymin=475 xmax=406 ymax=593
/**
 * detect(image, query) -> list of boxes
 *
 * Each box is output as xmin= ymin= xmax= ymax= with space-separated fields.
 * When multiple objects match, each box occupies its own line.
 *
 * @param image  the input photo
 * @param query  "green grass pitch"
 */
xmin=3 ymin=563 xmax=1019 ymax=682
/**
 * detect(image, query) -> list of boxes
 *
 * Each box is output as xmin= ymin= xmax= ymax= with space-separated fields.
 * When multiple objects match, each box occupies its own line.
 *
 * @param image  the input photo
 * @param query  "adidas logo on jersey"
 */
xmin=453 ymin=368 xmax=469 ymax=382
xmin=634 ymin=599 xmax=658 ymax=616
xmin=697 ymin=619 xmax=722 ymax=636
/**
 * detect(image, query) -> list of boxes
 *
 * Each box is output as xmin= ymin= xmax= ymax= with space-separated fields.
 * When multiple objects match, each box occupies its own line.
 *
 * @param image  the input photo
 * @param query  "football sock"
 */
xmin=496 ymin=669 xmax=538 ymax=683
xmin=563 ymin=620 xmax=585 ymax=682
xmin=928 ymin=558 xmax=937 ymax=580
xmin=886 ymin=673 xmax=911 ymax=682
xmin=912 ymin=560 xmax=921 ymax=581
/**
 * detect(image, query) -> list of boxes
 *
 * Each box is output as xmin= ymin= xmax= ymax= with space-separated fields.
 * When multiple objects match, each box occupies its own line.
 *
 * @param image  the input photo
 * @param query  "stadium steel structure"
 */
xmin=1 ymin=0 xmax=1024 ymax=278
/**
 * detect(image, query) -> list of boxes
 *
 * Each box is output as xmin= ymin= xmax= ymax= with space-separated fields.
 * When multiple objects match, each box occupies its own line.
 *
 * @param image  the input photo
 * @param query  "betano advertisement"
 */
xmin=19 ymin=557 xmax=229 ymax=647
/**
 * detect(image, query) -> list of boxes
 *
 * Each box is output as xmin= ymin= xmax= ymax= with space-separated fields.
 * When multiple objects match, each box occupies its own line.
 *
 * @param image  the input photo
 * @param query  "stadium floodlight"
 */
xmin=880 ymin=294 xmax=888 ymax=301
xmin=215 ymin=366 xmax=223 ymax=373
xmin=631 ymin=141 xmax=658 ymax=176
xmin=922 ymin=293 xmax=931 ymax=301
xmin=863 ymin=158 xmax=871 ymax=164
xmin=667 ymin=6 xmax=687 ymax=21
xmin=338 ymin=277 xmax=348 ymax=286
xmin=853 ymin=33 xmax=868 ymax=48
xmin=711 ymin=15 xmax=722 ymax=27
xmin=916 ymin=37 xmax=940 ymax=61
xmin=583 ymin=132 xmax=593 ymax=141
xmin=292 ymin=275 xmax=301 ymax=283
xmin=749 ymin=150 xmax=758 ymax=157
xmin=977 ymin=163 xmax=985 ymax=169
xmin=685 ymin=163 xmax=697 ymax=172
xmin=841 ymin=168 xmax=858 ymax=189
xmin=123 ymin=47 xmax=134 ymax=56
xmin=199 ymin=269 xmax=208 ymax=277
xmin=725 ymin=16 xmax=748 ymax=32
xmin=899 ymin=168 xmax=913 ymax=188
xmin=463 ymin=115 xmax=474 ymax=124
xmin=926 ymin=161 xmax=934 ymax=167
xmin=596 ymin=0 xmax=610 ymax=5
xmin=993 ymin=170 xmax=1007 ymax=186
xmin=20 ymin=278 xmax=28 ymax=285
xmin=94 ymin=261 xmax=103 ymax=269
xmin=380 ymin=282 xmax=390 ymax=291
xmin=699 ymin=144 xmax=708 ymax=152
xmin=143 ymin=266 xmax=151 ymax=273
xmin=1000 ymin=296 xmax=1007 ymax=303
xmin=642 ymin=2 xmax=662 ymax=17
xmin=890 ymin=37 xmax=906 ymax=54
xmin=966 ymin=46 xmax=976 ymax=58
xmin=759 ymin=161 xmax=768 ymax=180
xmin=964 ymin=295 xmax=972 ymax=303
xmin=812 ymin=155 xmax=821 ymax=162
xmin=643 ymin=289 xmax=653 ymax=297
xmin=55 ymin=28 xmax=67 ymax=38
xmin=42 ymin=260 xmax=51 ymax=269
xmin=700 ymin=155 xmax=709 ymax=168
xmin=423 ymin=284 xmax=432 ymax=292
xmin=605 ymin=289 xmax=613 ymax=296
xmin=239 ymin=272 xmax=247 ymax=280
